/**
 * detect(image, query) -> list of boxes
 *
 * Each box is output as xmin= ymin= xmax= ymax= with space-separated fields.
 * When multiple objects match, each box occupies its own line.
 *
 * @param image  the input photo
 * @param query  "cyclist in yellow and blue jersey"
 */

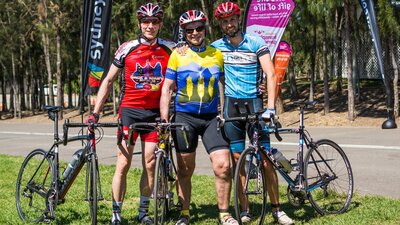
xmin=160 ymin=9 xmax=239 ymax=225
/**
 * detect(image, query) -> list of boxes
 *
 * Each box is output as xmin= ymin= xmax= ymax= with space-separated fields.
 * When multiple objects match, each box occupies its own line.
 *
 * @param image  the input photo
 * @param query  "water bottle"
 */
xmin=271 ymin=148 xmax=292 ymax=173
xmin=62 ymin=149 xmax=84 ymax=180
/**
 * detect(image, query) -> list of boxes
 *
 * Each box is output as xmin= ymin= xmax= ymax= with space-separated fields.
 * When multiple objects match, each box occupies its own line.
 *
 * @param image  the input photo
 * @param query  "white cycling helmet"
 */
xmin=136 ymin=3 xmax=164 ymax=20
xmin=179 ymin=10 xmax=207 ymax=28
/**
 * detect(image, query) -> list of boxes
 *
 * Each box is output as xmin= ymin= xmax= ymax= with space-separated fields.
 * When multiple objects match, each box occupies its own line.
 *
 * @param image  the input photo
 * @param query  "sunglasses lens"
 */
xmin=196 ymin=26 xmax=205 ymax=32
xmin=141 ymin=18 xmax=160 ymax=25
xmin=185 ymin=26 xmax=205 ymax=34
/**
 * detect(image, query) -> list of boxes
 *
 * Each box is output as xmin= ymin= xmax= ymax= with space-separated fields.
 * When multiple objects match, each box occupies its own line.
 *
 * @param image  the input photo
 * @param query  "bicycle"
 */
xmin=15 ymin=106 xmax=119 ymax=224
xmin=217 ymin=101 xmax=354 ymax=225
xmin=128 ymin=120 xmax=189 ymax=225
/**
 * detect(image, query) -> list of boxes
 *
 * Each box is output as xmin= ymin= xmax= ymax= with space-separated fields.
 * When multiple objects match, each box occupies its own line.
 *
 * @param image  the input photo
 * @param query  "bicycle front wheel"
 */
xmin=16 ymin=149 xmax=53 ymax=223
xmin=154 ymin=152 xmax=167 ymax=225
xmin=87 ymin=153 xmax=98 ymax=224
xmin=234 ymin=147 xmax=267 ymax=225
xmin=305 ymin=139 xmax=354 ymax=215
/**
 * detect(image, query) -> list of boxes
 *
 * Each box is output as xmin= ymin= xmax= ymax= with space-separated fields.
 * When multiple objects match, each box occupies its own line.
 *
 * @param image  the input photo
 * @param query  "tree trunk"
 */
xmin=0 ymin=60 xmax=8 ymax=112
xmin=309 ymin=24 xmax=317 ymax=102
xmin=323 ymin=6 xmax=329 ymax=115
xmin=67 ymin=66 xmax=73 ymax=108
xmin=40 ymin=0 xmax=54 ymax=106
xmin=55 ymin=18 xmax=63 ymax=119
xmin=390 ymin=36 xmax=399 ymax=118
xmin=345 ymin=1 xmax=355 ymax=121
xmin=11 ymin=52 xmax=18 ymax=118
xmin=200 ymin=0 xmax=213 ymax=40
xmin=335 ymin=8 xmax=343 ymax=96
xmin=288 ymin=59 xmax=298 ymax=99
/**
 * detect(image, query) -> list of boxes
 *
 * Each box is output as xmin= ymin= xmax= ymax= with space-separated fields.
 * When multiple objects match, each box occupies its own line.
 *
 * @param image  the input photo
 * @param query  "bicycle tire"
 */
xmin=16 ymin=149 xmax=53 ymax=223
xmin=305 ymin=139 xmax=354 ymax=215
xmin=87 ymin=152 xmax=98 ymax=224
xmin=234 ymin=147 xmax=267 ymax=225
xmin=166 ymin=145 xmax=179 ymax=214
xmin=154 ymin=152 xmax=167 ymax=225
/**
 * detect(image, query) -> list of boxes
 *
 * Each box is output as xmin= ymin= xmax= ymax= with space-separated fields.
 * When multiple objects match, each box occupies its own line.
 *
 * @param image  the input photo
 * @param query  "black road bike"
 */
xmin=218 ymin=101 xmax=354 ymax=225
xmin=16 ymin=106 xmax=119 ymax=224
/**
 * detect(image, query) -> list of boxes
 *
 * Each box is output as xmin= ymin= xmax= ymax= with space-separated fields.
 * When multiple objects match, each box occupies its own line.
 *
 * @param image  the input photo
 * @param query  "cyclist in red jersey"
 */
xmin=87 ymin=3 xmax=175 ymax=225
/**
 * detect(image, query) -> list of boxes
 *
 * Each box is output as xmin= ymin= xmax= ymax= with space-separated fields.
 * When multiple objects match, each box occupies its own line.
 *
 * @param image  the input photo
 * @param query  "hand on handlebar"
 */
xmin=261 ymin=108 xmax=276 ymax=120
xmin=86 ymin=113 xmax=99 ymax=124
xmin=85 ymin=113 xmax=99 ymax=132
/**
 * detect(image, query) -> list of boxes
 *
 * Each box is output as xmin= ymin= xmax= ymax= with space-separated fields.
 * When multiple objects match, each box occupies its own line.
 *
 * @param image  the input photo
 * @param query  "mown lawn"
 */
xmin=2 ymin=154 xmax=399 ymax=225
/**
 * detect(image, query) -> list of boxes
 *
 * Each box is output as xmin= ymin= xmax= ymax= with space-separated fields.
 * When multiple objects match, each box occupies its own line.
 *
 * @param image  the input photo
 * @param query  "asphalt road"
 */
xmin=1 ymin=121 xmax=399 ymax=199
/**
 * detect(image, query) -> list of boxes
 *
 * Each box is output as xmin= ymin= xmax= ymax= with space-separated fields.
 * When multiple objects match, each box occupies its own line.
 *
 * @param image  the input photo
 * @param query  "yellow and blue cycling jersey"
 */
xmin=165 ymin=46 xmax=224 ymax=115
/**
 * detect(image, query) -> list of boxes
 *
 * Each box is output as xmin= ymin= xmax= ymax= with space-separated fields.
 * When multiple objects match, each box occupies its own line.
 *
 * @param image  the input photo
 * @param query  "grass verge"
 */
xmin=2 ymin=154 xmax=400 ymax=225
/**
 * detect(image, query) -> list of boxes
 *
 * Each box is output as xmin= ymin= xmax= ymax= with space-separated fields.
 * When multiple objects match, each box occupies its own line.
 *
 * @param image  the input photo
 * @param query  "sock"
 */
xmin=180 ymin=209 xmax=190 ymax=217
xmin=219 ymin=211 xmax=230 ymax=220
xmin=112 ymin=201 xmax=123 ymax=222
xmin=138 ymin=196 xmax=150 ymax=221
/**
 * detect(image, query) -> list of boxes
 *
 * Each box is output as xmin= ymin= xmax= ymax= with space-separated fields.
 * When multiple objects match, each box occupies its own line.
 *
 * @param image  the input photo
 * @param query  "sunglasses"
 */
xmin=140 ymin=18 xmax=161 ymax=26
xmin=185 ymin=26 xmax=205 ymax=34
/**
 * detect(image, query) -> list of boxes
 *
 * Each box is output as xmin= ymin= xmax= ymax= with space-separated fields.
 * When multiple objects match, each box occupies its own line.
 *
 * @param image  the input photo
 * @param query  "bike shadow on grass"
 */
xmin=176 ymin=200 xmax=361 ymax=224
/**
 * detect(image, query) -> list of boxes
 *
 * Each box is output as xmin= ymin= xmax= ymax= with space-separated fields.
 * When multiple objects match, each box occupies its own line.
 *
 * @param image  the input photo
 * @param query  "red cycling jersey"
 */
xmin=113 ymin=38 xmax=175 ymax=109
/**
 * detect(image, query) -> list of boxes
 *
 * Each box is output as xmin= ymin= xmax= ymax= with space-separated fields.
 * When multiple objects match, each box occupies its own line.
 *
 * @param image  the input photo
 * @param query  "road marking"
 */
xmin=270 ymin=142 xmax=400 ymax=150
xmin=1 ymin=131 xmax=399 ymax=150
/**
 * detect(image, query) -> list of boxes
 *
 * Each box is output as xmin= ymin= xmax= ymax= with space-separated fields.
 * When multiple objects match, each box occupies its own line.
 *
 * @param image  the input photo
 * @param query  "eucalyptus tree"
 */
xmin=377 ymin=0 xmax=400 ymax=118
xmin=344 ymin=0 xmax=356 ymax=121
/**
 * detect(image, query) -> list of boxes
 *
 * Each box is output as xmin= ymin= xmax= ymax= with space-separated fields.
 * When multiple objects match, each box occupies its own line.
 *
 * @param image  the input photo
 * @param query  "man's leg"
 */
xmin=262 ymin=159 xmax=280 ymax=207
xmin=209 ymin=149 xmax=232 ymax=210
xmin=111 ymin=140 xmax=134 ymax=223
xmin=263 ymin=159 xmax=294 ymax=225
xmin=138 ymin=140 xmax=157 ymax=223
xmin=176 ymin=152 xmax=196 ymax=211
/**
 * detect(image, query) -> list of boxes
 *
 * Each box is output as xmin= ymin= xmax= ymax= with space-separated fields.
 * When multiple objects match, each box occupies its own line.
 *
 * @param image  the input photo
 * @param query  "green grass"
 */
xmin=2 ymin=153 xmax=400 ymax=225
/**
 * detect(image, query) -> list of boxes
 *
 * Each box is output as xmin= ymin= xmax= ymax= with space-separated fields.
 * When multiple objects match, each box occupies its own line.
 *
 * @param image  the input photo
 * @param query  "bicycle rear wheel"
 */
xmin=16 ymin=149 xmax=53 ymax=223
xmin=154 ymin=152 xmax=167 ymax=225
xmin=87 ymin=153 xmax=98 ymax=224
xmin=305 ymin=139 xmax=353 ymax=215
xmin=234 ymin=147 xmax=267 ymax=225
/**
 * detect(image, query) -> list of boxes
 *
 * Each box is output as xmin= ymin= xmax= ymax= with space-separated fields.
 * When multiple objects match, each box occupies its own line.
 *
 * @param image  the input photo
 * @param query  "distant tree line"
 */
xmin=0 ymin=0 xmax=399 ymax=120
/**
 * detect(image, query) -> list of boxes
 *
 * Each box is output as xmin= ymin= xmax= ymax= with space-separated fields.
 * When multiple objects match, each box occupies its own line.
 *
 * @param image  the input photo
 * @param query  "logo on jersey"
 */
xmin=223 ymin=52 xmax=257 ymax=65
xmin=131 ymin=61 xmax=163 ymax=90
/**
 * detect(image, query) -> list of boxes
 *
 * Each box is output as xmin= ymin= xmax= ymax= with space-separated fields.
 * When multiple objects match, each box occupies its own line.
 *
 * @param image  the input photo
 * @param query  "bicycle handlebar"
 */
xmin=128 ymin=122 xmax=190 ymax=148
xmin=216 ymin=112 xmax=283 ymax=142
xmin=62 ymin=119 xmax=119 ymax=146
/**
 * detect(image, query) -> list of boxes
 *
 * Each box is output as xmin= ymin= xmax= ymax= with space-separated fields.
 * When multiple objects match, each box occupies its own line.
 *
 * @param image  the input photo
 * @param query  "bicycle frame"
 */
xmin=17 ymin=106 xmax=118 ymax=223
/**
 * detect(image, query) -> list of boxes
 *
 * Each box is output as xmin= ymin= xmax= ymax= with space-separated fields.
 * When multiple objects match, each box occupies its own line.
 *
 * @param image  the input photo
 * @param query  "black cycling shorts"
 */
xmin=119 ymin=107 xmax=160 ymax=143
xmin=172 ymin=112 xmax=229 ymax=154
xmin=223 ymin=97 xmax=270 ymax=153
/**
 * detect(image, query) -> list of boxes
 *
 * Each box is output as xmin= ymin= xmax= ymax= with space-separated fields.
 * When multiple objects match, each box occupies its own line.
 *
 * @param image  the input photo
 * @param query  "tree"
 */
xmin=344 ymin=0 xmax=356 ymax=121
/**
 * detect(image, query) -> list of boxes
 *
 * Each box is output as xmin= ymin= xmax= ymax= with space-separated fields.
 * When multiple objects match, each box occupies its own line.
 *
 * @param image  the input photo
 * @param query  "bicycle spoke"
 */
xmin=305 ymin=140 xmax=353 ymax=215
xmin=16 ymin=149 xmax=53 ymax=223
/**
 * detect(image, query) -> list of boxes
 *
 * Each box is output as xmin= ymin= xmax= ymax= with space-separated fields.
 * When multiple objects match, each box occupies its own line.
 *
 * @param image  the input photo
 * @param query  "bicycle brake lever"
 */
xmin=216 ymin=115 xmax=225 ymax=131
xmin=270 ymin=115 xmax=283 ymax=142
